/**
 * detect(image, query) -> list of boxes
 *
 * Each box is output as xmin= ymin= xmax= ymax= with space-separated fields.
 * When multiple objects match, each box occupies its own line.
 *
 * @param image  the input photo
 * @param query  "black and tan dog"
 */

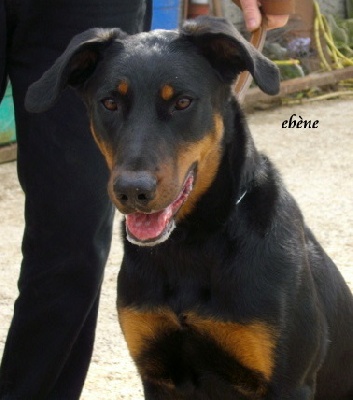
xmin=25 ymin=16 xmax=353 ymax=400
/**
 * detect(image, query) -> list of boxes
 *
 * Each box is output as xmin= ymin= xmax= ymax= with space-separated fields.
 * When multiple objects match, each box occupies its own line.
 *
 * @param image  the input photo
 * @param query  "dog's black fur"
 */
xmin=26 ymin=16 xmax=353 ymax=400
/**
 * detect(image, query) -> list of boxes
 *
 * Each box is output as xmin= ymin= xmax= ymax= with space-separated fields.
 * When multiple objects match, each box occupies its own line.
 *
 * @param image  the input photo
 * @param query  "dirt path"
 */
xmin=0 ymin=99 xmax=352 ymax=399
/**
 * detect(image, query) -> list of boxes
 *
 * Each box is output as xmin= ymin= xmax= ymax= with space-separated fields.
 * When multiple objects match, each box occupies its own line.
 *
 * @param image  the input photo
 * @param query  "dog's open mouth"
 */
xmin=125 ymin=173 xmax=194 ymax=246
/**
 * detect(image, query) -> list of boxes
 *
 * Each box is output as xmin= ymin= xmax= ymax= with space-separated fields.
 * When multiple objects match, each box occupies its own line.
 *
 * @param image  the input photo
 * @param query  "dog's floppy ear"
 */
xmin=25 ymin=28 xmax=127 ymax=113
xmin=181 ymin=16 xmax=280 ymax=95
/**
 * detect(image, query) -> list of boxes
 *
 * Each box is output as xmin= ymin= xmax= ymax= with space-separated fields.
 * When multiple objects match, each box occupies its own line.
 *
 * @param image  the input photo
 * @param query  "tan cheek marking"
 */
xmin=117 ymin=80 xmax=129 ymax=96
xmin=184 ymin=312 xmax=277 ymax=381
xmin=118 ymin=307 xmax=277 ymax=383
xmin=176 ymin=114 xmax=224 ymax=221
xmin=140 ymin=114 xmax=223 ymax=215
xmin=90 ymin=122 xmax=114 ymax=170
xmin=160 ymin=84 xmax=175 ymax=101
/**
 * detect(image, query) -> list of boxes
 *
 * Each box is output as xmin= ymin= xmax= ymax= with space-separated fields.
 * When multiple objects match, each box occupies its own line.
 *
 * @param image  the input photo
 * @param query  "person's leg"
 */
xmin=0 ymin=1 xmax=152 ymax=399
xmin=0 ymin=0 xmax=8 ymax=100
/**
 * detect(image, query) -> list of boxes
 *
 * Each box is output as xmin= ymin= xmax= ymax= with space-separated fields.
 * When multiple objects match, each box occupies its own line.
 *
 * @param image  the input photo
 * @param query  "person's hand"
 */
xmin=240 ymin=0 xmax=289 ymax=31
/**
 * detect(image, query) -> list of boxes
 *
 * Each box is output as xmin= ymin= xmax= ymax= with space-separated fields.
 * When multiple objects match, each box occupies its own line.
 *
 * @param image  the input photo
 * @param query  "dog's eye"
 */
xmin=174 ymin=98 xmax=192 ymax=111
xmin=102 ymin=98 xmax=118 ymax=111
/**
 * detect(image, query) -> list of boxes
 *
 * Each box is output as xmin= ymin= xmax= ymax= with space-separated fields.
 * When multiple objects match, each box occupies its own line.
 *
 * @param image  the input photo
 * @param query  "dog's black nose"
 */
xmin=113 ymin=172 xmax=157 ymax=207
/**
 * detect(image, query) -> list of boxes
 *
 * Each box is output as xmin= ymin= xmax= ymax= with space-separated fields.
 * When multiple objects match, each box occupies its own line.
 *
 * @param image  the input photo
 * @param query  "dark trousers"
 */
xmin=0 ymin=1 xmax=152 ymax=398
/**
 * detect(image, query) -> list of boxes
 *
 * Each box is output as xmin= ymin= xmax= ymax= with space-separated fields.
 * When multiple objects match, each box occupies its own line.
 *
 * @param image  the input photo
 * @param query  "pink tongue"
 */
xmin=126 ymin=206 xmax=173 ymax=242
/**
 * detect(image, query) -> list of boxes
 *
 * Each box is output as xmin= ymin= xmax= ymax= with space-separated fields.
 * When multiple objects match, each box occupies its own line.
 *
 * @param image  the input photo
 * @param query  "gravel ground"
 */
xmin=0 ymin=99 xmax=352 ymax=399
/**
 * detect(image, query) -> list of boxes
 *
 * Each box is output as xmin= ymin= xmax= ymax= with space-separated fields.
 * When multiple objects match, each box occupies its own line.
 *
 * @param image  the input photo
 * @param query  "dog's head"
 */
xmin=25 ymin=16 xmax=279 ymax=246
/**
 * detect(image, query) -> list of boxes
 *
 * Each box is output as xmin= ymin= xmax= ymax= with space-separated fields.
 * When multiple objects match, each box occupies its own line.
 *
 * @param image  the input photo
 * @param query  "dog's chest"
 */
xmin=118 ymin=246 xmax=277 ymax=396
xmin=118 ymin=301 xmax=276 ymax=397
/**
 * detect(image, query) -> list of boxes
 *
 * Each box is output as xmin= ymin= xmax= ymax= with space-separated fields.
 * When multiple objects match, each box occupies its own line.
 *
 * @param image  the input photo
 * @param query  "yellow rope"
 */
xmin=273 ymin=59 xmax=300 ymax=66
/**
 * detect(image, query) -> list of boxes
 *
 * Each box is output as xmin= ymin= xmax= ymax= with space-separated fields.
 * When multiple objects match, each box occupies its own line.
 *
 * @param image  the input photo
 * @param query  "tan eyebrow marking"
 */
xmin=160 ymin=84 xmax=175 ymax=101
xmin=117 ymin=80 xmax=129 ymax=96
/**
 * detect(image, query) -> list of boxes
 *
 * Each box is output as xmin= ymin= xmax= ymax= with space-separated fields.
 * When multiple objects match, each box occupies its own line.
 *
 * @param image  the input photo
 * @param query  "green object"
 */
xmin=326 ymin=14 xmax=348 ymax=47
xmin=0 ymin=83 xmax=16 ymax=144
xmin=341 ymin=18 xmax=353 ymax=47
xmin=326 ymin=15 xmax=353 ymax=57
xmin=277 ymin=63 xmax=305 ymax=80
xmin=347 ymin=0 xmax=353 ymax=18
